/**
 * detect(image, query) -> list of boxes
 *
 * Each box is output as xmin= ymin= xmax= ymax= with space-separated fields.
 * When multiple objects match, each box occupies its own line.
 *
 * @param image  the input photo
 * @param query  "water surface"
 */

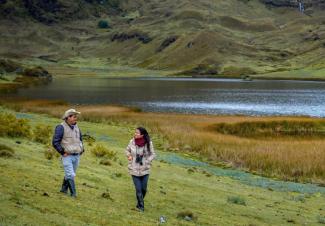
xmin=12 ymin=77 xmax=325 ymax=117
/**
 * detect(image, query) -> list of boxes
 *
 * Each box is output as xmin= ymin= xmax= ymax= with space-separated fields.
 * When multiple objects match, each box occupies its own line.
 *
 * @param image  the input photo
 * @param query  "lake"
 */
xmin=11 ymin=77 xmax=325 ymax=117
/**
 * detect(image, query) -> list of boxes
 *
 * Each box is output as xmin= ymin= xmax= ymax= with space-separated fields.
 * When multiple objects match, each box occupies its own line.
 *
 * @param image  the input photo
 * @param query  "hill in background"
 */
xmin=0 ymin=0 xmax=325 ymax=77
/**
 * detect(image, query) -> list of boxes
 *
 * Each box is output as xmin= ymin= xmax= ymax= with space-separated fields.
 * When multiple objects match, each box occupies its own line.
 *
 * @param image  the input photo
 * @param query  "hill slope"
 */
xmin=0 ymin=0 xmax=325 ymax=77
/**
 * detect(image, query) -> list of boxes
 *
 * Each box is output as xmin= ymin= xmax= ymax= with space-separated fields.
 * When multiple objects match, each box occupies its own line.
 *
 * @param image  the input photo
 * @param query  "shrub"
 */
xmin=0 ymin=144 xmax=15 ymax=158
xmin=33 ymin=124 xmax=52 ymax=144
xmin=0 ymin=112 xmax=31 ymax=138
xmin=98 ymin=20 xmax=110 ymax=29
xmin=90 ymin=143 xmax=117 ymax=160
xmin=227 ymin=196 xmax=247 ymax=206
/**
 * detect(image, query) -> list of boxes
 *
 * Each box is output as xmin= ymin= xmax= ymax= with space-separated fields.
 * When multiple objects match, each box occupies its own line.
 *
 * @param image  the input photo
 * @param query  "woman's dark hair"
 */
xmin=137 ymin=127 xmax=151 ymax=152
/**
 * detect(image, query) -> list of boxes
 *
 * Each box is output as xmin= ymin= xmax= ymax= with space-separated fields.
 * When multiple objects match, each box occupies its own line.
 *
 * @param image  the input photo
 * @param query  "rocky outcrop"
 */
xmin=157 ymin=36 xmax=178 ymax=52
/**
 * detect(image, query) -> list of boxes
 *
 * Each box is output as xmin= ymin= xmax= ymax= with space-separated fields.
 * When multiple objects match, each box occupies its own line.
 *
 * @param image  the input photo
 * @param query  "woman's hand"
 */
xmin=127 ymin=155 xmax=132 ymax=161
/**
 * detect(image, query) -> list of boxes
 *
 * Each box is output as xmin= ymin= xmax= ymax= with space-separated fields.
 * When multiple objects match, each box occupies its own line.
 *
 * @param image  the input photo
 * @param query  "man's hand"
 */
xmin=63 ymin=152 xmax=69 ymax=157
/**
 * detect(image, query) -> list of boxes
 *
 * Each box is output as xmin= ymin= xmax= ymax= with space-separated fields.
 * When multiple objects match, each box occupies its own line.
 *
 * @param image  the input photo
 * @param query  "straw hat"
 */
xmin=62 ymin=109 xmax=81 ymax=120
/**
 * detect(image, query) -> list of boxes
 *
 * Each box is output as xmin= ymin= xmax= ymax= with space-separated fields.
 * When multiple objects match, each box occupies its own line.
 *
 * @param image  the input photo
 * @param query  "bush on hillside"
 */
xmin=0 ymin=112 xmax=31 ymax=138
xmin=33 ymin=124 xmax=52 ymax=144
xmin=90 ymin=143 xmax=117 ymax=160
xmin=98 ymin=20 xmax=110 ymax=29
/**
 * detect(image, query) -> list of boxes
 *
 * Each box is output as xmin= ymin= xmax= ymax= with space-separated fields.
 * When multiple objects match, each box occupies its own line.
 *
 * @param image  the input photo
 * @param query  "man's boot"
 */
xmin=67 ymin=179 xmax=77 ymax=197
xmin=60 ymin=178 xmax=69 ymax=194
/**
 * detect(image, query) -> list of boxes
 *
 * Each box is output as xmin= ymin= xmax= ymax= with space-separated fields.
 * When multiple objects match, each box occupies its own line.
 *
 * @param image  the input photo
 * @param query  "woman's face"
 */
xmin=134 ymin=129 xmax=143 ymax=139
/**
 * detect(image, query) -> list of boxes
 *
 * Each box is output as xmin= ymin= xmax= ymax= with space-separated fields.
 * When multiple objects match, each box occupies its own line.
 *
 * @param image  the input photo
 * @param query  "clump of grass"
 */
xmin=112 ymin=172 xmax=122 ymax=178
xmin=9 ymin=192 xmax=23 ymax=206
xmin=176 ymin=210 xmax=197 ymax=221
xmin=0 ymin=112 xmax=31 ymax=138
xmin=187 ymin=168 xmax=196 ymax=174
xmin=33 ymin=124 xmax=52 ymax=144
xmin=99 ymin=159 xmax=112 ymax=166
xmin=90 ymin=143 xmax=117 ymax=160
xmin=0 ymin=144 xmax=15 ymax=158
xmin=317 ymin=216 xmax=325 ymax=224
xmin=227 ymin=196 xmax=247 ymax=206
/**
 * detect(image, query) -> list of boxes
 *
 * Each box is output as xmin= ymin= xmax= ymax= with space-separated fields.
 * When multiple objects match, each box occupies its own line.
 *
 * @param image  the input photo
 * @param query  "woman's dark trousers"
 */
xmin=132 ymin=174 xmax=149 ymax=211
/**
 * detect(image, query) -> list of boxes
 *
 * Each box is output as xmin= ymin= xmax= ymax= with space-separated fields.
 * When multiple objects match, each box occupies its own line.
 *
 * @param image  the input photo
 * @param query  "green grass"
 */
xmin=0 ymin=108 xmax=325 ymax=225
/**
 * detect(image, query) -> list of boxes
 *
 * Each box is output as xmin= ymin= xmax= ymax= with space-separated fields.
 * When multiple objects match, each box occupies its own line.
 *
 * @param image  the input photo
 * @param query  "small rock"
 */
xmin=287 ymin=219 xmax=295 ymax=223
xmin=159 ymin=215 xmax=167 ymax=224
xmin=184 ymin=216 xmax=192 ymax=221
xmin=43 ymin=192 xmax=49 ymax=197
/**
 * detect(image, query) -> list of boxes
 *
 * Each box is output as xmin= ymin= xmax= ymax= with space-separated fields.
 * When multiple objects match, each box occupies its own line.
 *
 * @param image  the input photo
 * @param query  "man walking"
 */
xmin=52 ymin=109 xmax=84 ymax=197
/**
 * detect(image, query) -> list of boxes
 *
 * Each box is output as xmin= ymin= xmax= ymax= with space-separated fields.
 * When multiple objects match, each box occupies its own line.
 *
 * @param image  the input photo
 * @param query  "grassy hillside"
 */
xmin=0 ymin=107 xmax=325 ymax=225
xmin=0 ymin=0 xmax=324 ymax=78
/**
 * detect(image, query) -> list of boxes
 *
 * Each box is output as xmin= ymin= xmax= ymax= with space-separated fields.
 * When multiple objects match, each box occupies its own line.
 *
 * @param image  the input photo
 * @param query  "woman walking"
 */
xmin=125 ymin=127 xmax=156 ymax=212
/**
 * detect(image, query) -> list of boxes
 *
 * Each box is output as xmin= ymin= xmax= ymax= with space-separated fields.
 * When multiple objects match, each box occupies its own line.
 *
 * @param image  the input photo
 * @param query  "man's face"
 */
xmin=67 ymin=114 xmax=78 ymax=125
